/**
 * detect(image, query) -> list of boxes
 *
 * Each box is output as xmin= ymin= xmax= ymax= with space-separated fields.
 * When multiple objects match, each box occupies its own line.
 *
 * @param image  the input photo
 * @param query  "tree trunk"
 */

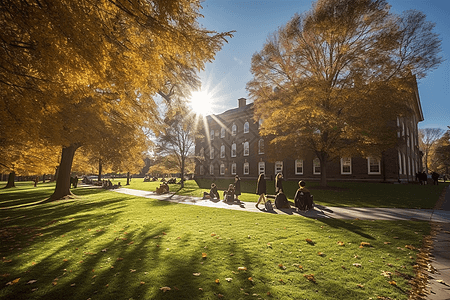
xmin=180 ymin=158 xmax=185 ymax=188
xmin=126 ymin=172 xmax=130 ymax=185
xmin=49 ymin=145 xmax=78 ymax=201
xmin=2 ymin=171 xmax=16 ymax=189
xmin=42 ymin=174 xmax=46 ymax=183
xmin=98 ymin=159 xmax=102 ymax=182
xmin=318 ymin=154 xmax=328 ymax=187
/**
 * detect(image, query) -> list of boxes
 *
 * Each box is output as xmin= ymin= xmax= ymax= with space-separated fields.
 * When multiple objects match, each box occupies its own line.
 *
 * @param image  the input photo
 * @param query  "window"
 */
xmin=221 ymin=127 xmax=225 ymax=138
xmin=408 ymin=156 xmax=411 ymax=176
xmin=244 ymin=121 xmax=249 ymax=133
xmin=258 ymin=118 xmax=263 ymax=128
xmin=232 ymin=124 xmax=237 ymax=136
xmin=258 ymin=139 xmax=264 ymax=154
xmin=398 ymin=151 xmax=402 ymax=175
xmin=341 ymin=157 xmax=352 ymax=174
xmin=200 ymin=147 xmax=204 ymax=158
xmin=258 ymin=162 xmax=265 ymax=175
xmin=397 ymin=117 xmax=401 ymax=138
xmin=244 ymin=162 xmax=250 ymax=175
xmin=210 ymin=129 xmax=214 ymax=140
xmin=313 ymin=158 xmax=321 ymax=175
xmin=231 ymin=143 xmax=236 ymax=157
xmin=243 ymin=141 xmax=249 ymax=156
xmin=199 ymin=165 xmax=204 ymax=175
xmin=231 ymin=163 xmax=237 ymax=175
xmin=220 ymin=145 xmax=225 ymax=158
xmin=210 ymin=147 xmax=214 ymax=159
xmin=406 ymin=127 xmax=410 ymax=147
xmin=220 ymin=164 xmax=225 ymax=175
xmin=295 ymin=159 xmax=303 ymax=175
xmin=275 ymin=161 xmax=283 ymax=174
xmin=210 ymin=164 xmax=214 ymax=175
xmin=402 ymin=153 xmax=406 ymax=175
xmin=367 ymin=157 xmax=381 ymax=174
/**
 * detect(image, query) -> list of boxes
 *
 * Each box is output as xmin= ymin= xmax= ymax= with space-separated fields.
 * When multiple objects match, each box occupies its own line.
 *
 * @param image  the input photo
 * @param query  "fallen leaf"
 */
xmin=117 ymin=258 xmax=123 ymax=261
xmin=384 ymin=242 xmax=391 ymax=245
xmin=357 ymin=284 xmax=364 ymax=288
xmin=337 ymin=241 xmax=345 ymax=246
xmin=52 ymin=281 xmax=57 ymax=286
xmin=193 ymin=273 xmax=201 ymax=276
xmin=27 ymin=280 xmax=37 ymax=284
xmin=215 ymin=279 xmax=220 ymax=284
xmin=388 ymin=281 xmax=397 ymax=286
xmin=329 ymin=258 xmax=333 ymax=261
xmin=317 ymin=252 xmax=324 ymax=256
xmin=160 ymin=286 xmax=171 ymax=292
xmin=140 ymin=282 xmax=145 ymax=285
xmin=381 ymin=271 xmax=392 ymax=278
xmin=70 ymin=283 xmax=76 ymax=287
xmin=305 ymin=238 xmax=314 ymax=245
xmin=278 ymin=264 xmax=286 ymax=270
xmin=199 ymin=288 xmax=203 ymax=291
xmin=405 ymin=245 xmax=416 ymax=250
xmin=211 ymin=233 xmax=216 ymax=237
xmin=6 ymin=278 xmax=20 ymax=286
xmin=202 ymin=253 xmax=207 ymax=258
xmin=225 ymin=277 xmax=232 ymax=282
xmin=130 ymin=269 xmax=136 ymax=273
xmin=238 ymin=267 xmax=247 ymax=271
xmin=303 ymin=274 xmax=316 ymax=282
xmin=341 ymin=265 xmax=346 ymax=269
xmin=360 ymin=242 xmax=371 ymax=247
xmin=353 ymin=263 xmax=362 ymax=267
xmin=248 ymin=277 xmax=253 ymax=282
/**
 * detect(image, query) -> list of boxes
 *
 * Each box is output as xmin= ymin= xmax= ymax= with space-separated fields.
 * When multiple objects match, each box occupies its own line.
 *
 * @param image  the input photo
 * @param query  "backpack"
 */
xmin=265 ymin=200 xmax=273 ymax=211
xmin=274 ymin=193 xmax=289 ymax=209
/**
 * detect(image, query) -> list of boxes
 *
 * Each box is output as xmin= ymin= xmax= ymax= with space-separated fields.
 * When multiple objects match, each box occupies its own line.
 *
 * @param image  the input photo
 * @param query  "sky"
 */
xmin=194 ymin=0 xmax=450 ymax=130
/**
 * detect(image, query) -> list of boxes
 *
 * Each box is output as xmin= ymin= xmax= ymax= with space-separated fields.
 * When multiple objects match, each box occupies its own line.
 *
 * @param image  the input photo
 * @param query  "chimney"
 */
xmin=238 ymin=98 xmax=246 ymax=108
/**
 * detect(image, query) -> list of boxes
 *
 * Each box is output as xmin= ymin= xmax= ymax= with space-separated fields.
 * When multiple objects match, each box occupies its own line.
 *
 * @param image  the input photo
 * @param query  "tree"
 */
xmin=154 ymin=107 xmax=200 ymax=188
xmin=1 ymin=0 xmax=232 ymax=199
xmin=247 ymin=0 xmax=442 ymax=186
xmin=425 ymin=129 xmax=449 ymax=174
xmin=419 ymin=128 xmax=444 ymax=173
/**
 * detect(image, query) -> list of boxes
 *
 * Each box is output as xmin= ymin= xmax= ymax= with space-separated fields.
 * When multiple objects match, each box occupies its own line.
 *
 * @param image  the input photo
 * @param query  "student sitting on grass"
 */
xmin=203 ymin=183 xmax=220 ymax=200
xmin=223 ymin=184 xmax=235 ymax=202
xmin=294 ymin=181 xmax=314 ymax=211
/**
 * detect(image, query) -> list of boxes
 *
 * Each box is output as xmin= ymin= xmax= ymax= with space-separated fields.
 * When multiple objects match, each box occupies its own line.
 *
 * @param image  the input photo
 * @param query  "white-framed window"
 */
xmin=210 ymin=147 xmax=214 ymax=159
xmin=231 ymin=143 xmax=236 ymax=157
xmin=275 ymin=161 xmax=283 ymax=174
xmin=244 ymin=162 xmax=250 ymax=175
xmin=244 ymin=121 xmax=249 ymax=133
xmin=221 ymin=127 xmax=225 ymax=138
xmin=406 ymin=127 xmax=410 ymax=147
xmin=243 ymin=141 xmax=249 ymax=156
xmin=210 ymin=129 xmax=214 ymax=140
xmin=367 ymin=157 xmax=381 ymax=174
xmin=408 ymin=156 xmax=412 ymax=176
xmin=397 ymin=117 xmax=401 ymax=138
xmin=232 ymin=124 xmax=237 ymax=136
xmin=295 ymin=159 xmax=303 ymax=175
xmin=199 ymin=165 xmax=204 ymax=175
xmin=398 ymin=151 xmax=403 ymax=175
xmin=258 ymin=139 xmax=264 ymax=154
xmin=402 ymin=152 xmax=406 ymax=175
xmin=313 ymin=158 xmax=321 ymax=175
xmin=258 ymin=161 xmax=265 ymax=175
xmin=231 ymin=163 xmax=237 ymax=175
xmin=220 ymin=163 xmax=225 ymax=175
xmin=210 ymin=164 xmax=214 ymax=175
xmin=220 ymin=145 xmax=225 ymax=158
xmin=341 ymin=157 xmax=352 ymax=174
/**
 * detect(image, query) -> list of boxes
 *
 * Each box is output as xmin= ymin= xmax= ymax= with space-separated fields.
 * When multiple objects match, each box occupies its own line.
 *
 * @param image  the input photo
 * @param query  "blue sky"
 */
xmin=196 ymin=0 xmax=449 ymax=130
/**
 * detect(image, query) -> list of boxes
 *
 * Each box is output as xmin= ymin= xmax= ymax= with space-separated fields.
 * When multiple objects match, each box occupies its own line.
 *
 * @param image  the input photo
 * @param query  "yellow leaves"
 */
xmin=303 ymin=274 xmax=316 ymax=283
xmin=337 ymin=241 xmax=345 ymax=246
xmin=248 ymin=277 xmax=253 ymax=282
xmin=388 ymin=280 xmax=397 ymax=286
xmin=381 ymin=271 xmax=392 ymax=278
xmin=237 ymin=267 xmax=247 ymax=271
xmin=160 ymin=286 xmax=171 ymax=292
xmin=405 ymin=245 xmax=416 ymax=250
xmin=357 ymin=284 xmax=364 ymax=288
xmin=305 ymin=238 xmax=315 ymax=245
xmin=5 ymin=278 xmax=20 ymax=286
xmin=359 ymin=242 xmax=372 ymax=248
xmin=201 ymin=253 xmax=207 ymax=258
xmin=210 ymin=233 xmax=216 ymax=237
xmin=215 ymin=279 xmax=220 ymax=284
xmin=317 ymin=252 xmax=324 ymax=256
xmin=278 ymin=264 xmax=286 ymax=270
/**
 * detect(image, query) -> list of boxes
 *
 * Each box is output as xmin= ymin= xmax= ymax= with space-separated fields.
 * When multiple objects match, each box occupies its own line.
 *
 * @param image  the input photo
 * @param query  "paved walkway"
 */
xmin=113 ymin=187 xmax=450 ymax=299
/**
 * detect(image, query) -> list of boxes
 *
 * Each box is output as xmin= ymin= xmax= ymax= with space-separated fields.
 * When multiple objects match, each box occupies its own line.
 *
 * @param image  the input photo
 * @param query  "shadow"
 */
xmin=314 ymin=204 xmax=334 ymax=213
xmin=315 ymin=218 xmax=376 ymax=240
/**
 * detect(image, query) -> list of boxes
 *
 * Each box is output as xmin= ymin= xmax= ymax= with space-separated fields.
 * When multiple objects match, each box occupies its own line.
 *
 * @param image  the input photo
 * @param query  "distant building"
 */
xmin=195 ymin=85 xmax=423 ymax=183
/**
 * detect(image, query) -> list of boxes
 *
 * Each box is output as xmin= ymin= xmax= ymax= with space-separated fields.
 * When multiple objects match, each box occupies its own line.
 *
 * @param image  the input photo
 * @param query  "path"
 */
xmin=113 ymin=186 xmax=450 ymax=299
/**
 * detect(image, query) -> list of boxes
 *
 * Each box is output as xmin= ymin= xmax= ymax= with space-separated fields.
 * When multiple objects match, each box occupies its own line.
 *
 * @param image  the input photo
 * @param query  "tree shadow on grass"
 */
xmin=315 ymin=218 xmax=376 ymax=240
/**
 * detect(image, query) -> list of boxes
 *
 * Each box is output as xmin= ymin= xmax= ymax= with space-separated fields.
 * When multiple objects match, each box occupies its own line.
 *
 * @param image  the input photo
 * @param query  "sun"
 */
xmin=189 ymin=90 xmax=213 ymax=116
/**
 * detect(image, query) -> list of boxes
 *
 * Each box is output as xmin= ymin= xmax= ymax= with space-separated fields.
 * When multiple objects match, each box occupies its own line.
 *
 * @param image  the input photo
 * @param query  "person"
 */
xmin=223 ymin=184 xmax=235 ymax=202
xmin=432 ymin=172 xmax=440 ymax=185
xmin=234 ymin=175 xmax=241 ymax=200
xmin=34 ymin=176 xmax=39 ymax=187
xmin=274 ymin=191 xmax=290 ymax=209
xmin=203 ymin=183 xmax=220 ymax=200
xmin=255 ymin=173 xmax=267 ymax=209
xmin=275 ymin=173 xmax=283 ymax=194
xmin=294 ymin=181 xmax=313 ymax=211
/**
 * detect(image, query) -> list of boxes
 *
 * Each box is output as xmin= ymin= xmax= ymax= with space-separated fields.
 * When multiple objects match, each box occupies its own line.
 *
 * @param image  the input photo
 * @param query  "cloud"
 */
xmin=233 ymin=57 xmax=243 ymax=65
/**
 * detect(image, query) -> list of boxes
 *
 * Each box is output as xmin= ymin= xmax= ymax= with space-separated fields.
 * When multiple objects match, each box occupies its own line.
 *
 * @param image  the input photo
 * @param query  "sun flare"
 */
xmin=189 ymin=90 xmax=213 ymax=116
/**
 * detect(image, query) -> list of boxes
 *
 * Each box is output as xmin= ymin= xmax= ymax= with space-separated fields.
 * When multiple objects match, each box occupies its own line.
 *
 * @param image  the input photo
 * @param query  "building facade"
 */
xmin=195 ymin=90 xmax=424 ymax=183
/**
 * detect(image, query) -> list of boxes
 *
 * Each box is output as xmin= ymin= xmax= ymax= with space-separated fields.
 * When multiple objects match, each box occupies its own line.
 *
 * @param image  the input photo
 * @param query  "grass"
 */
xmin=0 ymin=182 xmax=435 ymax=299
xmin=110 ymin=177 xmax=448 ymax=209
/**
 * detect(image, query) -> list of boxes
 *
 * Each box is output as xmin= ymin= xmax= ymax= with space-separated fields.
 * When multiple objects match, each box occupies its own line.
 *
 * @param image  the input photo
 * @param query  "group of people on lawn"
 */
xmin=203 ymin=173 xmax=314 ymax=211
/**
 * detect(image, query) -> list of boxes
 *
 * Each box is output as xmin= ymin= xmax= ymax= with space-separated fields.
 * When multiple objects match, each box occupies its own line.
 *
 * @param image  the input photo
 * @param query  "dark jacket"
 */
xmin=234 ymin=178 xmax=241 ymax=196
xmin=275 ymin=176 xmax=283 ymax=194
xmin=256 ymin=176 xmax=266 ymax=195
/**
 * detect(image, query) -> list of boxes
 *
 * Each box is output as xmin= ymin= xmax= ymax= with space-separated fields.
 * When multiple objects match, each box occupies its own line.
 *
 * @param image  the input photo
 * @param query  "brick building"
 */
xmin=195 ymin=88 xmax=423 ymax=183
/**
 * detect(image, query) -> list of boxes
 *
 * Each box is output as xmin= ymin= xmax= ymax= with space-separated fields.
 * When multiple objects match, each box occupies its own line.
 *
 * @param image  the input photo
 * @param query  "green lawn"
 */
xmin=110 ymin=177 xmax=448 ymax=209
xmin=0 ymin=182 xmax=433 ymax=299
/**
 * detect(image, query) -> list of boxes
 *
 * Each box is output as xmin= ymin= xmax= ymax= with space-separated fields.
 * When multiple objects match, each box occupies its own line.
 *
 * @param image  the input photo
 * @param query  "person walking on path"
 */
xmin=255 ymin=173 xmax=267 ymax=209
xmin=234 ymin=175 xmax=241 ymax=200
xmin=275 ymin=173 xmax=283 ymax=194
